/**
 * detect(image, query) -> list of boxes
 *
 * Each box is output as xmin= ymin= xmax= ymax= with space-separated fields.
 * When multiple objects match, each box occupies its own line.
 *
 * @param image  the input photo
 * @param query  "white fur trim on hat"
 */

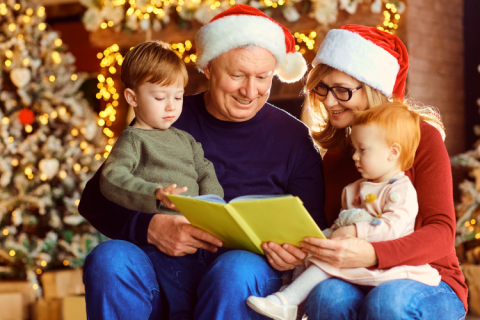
xmin=312 ymin=29 xmax=400 ymax=97
xmin=195 ymin=15 xmax=306 ymax=82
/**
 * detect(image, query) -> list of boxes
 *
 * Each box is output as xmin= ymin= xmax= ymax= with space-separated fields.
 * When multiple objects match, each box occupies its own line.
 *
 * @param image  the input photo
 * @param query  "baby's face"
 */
xmin=133 ymin=81 xmax=184 ymax=130
xmin=351 ymin=124 xmax=399 ymax=183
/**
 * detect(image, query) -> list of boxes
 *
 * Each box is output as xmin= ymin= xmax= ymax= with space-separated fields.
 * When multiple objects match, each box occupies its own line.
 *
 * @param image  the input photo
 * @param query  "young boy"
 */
xmin=247 ymin=102 xmax=441 ymax=320
xmin=99 ymin=40 xmax=223 ymax=216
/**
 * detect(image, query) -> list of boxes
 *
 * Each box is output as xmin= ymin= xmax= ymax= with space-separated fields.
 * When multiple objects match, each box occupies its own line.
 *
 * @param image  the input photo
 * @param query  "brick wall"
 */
xmin=404 ymin=0 xmax=465 ymax=155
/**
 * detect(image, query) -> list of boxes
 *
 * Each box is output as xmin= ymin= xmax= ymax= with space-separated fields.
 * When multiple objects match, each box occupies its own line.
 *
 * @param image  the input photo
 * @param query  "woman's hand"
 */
xmin=300 ymin=235 xmax=378 ymax=268
xmin=262 ymin=242 xmax=307 ymax=271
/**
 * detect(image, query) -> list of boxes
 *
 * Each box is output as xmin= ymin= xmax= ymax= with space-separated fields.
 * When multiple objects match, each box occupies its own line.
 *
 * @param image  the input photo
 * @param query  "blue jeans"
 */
xmin=83 ymin=240 xmax=283 ymax=320
xmin=304 ymin=278 xmax=466 ymax=320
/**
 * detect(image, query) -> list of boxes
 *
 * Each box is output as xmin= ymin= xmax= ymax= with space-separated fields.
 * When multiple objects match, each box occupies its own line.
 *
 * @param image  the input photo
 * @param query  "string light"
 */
xmin=96 ymin=44 xmax=124 ymax=158
xmin=293 ymin=31 xmax=317 ymax=55
xmin=377 ymin=2 xmax=401 ymax=34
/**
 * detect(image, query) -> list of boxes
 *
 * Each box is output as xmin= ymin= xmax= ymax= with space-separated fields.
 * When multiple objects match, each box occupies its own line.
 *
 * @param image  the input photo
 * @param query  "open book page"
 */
xmin=191 ymin=194 xmax=227 ymax=204
xmin=230 ymin=195 xmax=292 ymax=202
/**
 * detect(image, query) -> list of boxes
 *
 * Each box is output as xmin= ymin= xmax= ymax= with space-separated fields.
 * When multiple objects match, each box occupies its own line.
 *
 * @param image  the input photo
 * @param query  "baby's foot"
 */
xmin=246 ymin=292 xmax=297 ymax=320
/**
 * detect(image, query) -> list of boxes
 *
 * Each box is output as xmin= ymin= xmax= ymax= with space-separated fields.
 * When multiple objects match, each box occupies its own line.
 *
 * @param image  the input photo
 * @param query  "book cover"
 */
xmin=167 ymin=194 xmax=325 ymax=255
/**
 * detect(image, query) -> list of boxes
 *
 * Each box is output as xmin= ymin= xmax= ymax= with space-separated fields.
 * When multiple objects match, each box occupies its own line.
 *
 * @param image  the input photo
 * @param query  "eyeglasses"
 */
xmin=312 ymin=83 xmax=364 ymax=102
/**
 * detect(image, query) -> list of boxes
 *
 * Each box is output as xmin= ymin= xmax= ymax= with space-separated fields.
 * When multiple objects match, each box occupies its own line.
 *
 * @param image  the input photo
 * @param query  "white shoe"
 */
xmin=246 ymin=292 xmax=298 ymax=320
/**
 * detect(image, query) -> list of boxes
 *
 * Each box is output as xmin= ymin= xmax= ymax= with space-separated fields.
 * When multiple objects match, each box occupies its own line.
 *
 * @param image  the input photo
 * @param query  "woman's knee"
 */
xmin=305 ymin=279 xmax=365 ymax=320
xmin=359 ymin=280 xmax=419 ymax=319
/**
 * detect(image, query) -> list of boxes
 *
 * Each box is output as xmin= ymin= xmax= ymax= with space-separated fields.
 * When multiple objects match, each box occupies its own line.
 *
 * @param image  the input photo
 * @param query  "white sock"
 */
xmin=266 ymin=266 xmax=331 ymax=306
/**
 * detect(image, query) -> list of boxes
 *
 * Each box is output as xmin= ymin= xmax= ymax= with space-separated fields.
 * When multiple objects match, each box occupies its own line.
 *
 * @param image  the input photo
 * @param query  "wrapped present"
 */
xmin=0 ymin=282 xmax=36 ymax=319
xmin=40 ymin=269 xmax=84 ymax=300
xmin=62 ymin=295 xmax=87 ymax=320
xmin=460 ymin=263 xmax=480 ymax=316
xmin=0 ymin=293 xmax=23 ymax=320
xmin=32 ymin=299 xmax=61 ymax=320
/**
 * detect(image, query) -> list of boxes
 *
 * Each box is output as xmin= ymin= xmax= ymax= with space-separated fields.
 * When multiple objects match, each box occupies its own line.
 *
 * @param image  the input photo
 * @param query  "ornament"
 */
xmin=10 ymin=68 xmax=32 ymax=88
xmin=365 ymin=193 xmax=377 ymax=203
xmin=371 ymin=219 xmax=382 ymax=226
xmin=83 ymin=121 xmax=98 ymax=140
xmin=18 ymin=108 xmax=35 ymax=125
xmin=389 ymin=192 xmax=401 ymax=203
xmin=38 ymin=158 xmax=60 ymax=180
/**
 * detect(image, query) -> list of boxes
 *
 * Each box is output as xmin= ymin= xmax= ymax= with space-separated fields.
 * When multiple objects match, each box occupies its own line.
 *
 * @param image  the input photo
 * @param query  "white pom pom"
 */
xmin=389 ymin=192 xmax=401 ymax=203
xmin=275 ymin=52 xmax=307 ymax=83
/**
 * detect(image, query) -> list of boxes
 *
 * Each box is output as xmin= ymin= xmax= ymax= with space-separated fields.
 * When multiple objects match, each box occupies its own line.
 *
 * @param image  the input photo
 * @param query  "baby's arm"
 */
xmin=100 ymin=132 xmax=169 ymax=213
xmin=355 ymin=178 xmax=418 ymax=243
xmin=188 ymin=134 xmax=224 ymax=198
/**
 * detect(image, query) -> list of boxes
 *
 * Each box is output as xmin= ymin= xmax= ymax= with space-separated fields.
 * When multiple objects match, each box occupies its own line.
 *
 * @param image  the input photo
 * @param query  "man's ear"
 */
xmin=389 ymin=142 xmax=401 ymax=161
xmin=124 ymin=88 xmax=137 ymax=107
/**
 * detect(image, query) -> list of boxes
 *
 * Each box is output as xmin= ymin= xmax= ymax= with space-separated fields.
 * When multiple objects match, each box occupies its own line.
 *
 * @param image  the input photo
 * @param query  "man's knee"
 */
xmin=200 ymin=250 xmax=280 ymax=296
xmin=208 ymin=250 xmax=269 ymax=281
xmin=84 ymin=240 xmax=153 ymax=283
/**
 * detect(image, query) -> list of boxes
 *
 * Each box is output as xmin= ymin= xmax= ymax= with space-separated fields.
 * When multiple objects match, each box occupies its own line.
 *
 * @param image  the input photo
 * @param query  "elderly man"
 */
xmin=80 ymin=5 xmax=326 ymax=320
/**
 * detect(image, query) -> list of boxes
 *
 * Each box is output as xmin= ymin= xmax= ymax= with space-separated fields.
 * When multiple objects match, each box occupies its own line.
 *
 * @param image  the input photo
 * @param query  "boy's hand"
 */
xmin=155 ymin=184 xmax=188 ymax=211
xmin=329 ymin=225 xmax=357 ymax=239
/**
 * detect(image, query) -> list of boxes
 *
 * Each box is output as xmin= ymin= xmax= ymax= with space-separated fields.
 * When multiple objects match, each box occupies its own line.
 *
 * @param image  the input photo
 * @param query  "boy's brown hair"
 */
xmin=352 ymin=101 xmax=421 ymax=171
xmin=121 ymin=40 xmax=188 ymax=90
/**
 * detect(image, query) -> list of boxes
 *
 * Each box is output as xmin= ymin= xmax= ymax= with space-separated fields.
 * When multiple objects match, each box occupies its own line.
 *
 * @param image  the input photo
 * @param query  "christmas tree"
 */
xmin=0 ymin=0 xmax=107 ymax=295
xmin=452 ymin=136 xmax=480 ymax=247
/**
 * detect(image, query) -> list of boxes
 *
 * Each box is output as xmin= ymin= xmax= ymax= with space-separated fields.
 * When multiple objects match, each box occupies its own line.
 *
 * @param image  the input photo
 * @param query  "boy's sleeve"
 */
xmin=355 ymin=179 xmax=418 ymax=243
xmin=188 ymin=134 xmax=224 ymax=198
xmin=100 ymin=132 xmax=163 ymax=213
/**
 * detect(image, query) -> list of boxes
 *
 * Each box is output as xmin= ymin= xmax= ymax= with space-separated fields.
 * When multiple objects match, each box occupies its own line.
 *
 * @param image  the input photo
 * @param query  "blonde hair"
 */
xmin=121 ymin=41 xmax=188 ymax=90
xmin=352 ymin=101 xmax=420 ymax=171
xmin=304 ymin=64 xmax=445 ymax=153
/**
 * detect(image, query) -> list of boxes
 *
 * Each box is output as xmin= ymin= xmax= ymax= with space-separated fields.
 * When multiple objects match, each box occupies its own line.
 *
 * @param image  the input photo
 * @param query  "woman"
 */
xmin=299 ymin=25 xmax=467 ymax=320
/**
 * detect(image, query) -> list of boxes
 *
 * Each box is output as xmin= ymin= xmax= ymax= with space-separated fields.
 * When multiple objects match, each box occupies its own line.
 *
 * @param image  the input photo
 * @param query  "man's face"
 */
xmin=203 ymin=46 xmax=276 ymax=122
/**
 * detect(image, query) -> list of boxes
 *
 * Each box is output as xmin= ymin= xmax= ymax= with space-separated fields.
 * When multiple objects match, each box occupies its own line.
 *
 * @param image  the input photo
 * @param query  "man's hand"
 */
xmin=155 ymin=184 xmax=188 ymax=211
xmin=262 ymin=242 xmax=307 ymax=271
xmin=329 ymin=225 xmax=357 ymax=239
xmin=300 ymin=235 xmax=378 ymax=268
xmin=147 ymin=214 xmax=223 ymax=256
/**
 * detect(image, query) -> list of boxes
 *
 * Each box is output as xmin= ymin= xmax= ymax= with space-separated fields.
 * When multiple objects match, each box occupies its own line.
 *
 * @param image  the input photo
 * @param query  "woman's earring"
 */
xmin=345 ymin=126 xmax=351 ymax=137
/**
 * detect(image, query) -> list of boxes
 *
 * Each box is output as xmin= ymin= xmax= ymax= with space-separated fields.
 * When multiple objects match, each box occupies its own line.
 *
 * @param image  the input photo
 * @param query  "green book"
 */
xmin=167 ymin=194 xmax=326 ymax=255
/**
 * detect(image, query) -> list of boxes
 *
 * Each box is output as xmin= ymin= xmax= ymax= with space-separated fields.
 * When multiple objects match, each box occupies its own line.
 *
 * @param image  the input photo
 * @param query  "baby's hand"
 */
xmin=329 ymin=225 xmax=357 ymax=239
xmin=155 ymin=184 xmax=188 ymax=211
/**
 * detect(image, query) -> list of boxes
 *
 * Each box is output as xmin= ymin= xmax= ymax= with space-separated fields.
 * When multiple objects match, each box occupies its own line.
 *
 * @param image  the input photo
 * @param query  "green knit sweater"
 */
xmin=99 ymin=126 xmax=224 ymax=214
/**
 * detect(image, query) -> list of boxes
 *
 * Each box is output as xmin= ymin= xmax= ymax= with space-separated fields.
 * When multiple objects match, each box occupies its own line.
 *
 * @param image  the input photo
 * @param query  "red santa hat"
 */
xmin=195 ymin=4 xmax=307 ymax=83
xmin=312 ymin=25 xmax=409 ymax=100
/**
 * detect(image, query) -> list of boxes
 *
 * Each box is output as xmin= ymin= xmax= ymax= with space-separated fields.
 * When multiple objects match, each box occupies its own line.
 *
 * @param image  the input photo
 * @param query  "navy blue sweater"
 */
xmin=79 ymin=92 xmax=326 ymax=244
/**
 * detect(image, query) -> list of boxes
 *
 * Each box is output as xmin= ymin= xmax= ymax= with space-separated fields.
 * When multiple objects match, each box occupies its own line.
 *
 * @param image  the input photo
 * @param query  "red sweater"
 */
xmin=323 ymin=121 xmax=468 ymax=311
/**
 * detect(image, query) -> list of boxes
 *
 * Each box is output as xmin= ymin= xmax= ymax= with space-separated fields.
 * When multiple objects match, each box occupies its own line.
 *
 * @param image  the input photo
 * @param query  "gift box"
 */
xmin=32 ymin=299 xmax=61 ymax=320
xmin=0 ymin=282 xmax=36 ymax=319
xmin=460 ymin=263 xmax=480 ymax=316
xmin=0 ymin=292 xmax=23 ymax=320
xmin=62 ymin=295 xmax=87 ymax=320
xmin=40 ymin=269 xmax=84 ymax=301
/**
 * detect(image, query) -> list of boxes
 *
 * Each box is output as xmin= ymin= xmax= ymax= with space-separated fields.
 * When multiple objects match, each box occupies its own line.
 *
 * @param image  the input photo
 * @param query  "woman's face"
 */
xmin=315 ymin=69 xmax=369 ymax=129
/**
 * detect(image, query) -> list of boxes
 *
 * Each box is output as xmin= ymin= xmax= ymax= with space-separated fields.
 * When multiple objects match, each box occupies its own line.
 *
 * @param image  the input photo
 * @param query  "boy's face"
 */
xmin=127 ymin=81 xmax=184 ymax=130
xmin=351 ymin=124 xmax=400 ymax=183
